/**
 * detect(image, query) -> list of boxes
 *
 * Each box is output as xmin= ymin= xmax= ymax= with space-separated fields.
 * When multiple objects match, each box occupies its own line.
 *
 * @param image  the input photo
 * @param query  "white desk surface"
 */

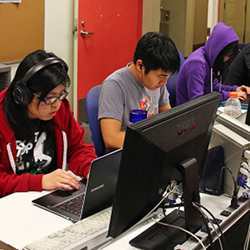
xmin=0 ymin=191 xmax=72 ymax=249
xmin=0 ymin=191 xmax=248 ymax=250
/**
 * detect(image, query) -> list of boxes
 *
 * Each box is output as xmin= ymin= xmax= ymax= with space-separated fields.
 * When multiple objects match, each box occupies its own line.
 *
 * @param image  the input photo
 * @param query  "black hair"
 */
xmin=133 ymin=32 xmax=180 ymax=74
xmin=4 ymin=49 xmax=70 ymax=139
xmin=213 ymin=41 xmax=239 ymax=71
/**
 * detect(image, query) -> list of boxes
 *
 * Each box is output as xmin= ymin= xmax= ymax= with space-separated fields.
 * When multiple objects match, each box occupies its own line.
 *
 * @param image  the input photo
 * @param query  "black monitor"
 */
xmin=108 ymin=92 xmax=220 ymax=248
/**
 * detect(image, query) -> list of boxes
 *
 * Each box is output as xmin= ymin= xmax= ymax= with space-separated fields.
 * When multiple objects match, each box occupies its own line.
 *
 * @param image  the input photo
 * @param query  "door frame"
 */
xmin=72 ymin=0 xmax=79 ymax=118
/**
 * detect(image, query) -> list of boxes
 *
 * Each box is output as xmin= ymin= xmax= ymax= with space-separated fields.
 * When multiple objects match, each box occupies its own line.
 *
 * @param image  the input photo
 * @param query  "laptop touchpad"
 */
xmin=33 ymin=183 xmax=86 ymax=207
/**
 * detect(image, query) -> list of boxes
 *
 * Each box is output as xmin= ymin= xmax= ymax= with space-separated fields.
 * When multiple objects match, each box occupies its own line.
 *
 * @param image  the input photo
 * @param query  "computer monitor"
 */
xmin=108 ymin=92 xmax=220 ymax=247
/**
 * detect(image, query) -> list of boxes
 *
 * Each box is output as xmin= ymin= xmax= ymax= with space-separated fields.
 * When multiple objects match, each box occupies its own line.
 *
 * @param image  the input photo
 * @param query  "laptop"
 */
xmin=32 ymin=149 xmax=122 ymax=223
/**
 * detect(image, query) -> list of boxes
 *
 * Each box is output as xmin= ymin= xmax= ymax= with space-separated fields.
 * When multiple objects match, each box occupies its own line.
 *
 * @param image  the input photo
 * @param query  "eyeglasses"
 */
xmin=40 ymin=90 xmax=69 ymax=105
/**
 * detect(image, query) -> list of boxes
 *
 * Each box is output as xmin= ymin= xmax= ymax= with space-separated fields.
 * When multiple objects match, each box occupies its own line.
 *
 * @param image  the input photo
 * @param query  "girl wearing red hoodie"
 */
xmin=0 ymin=50 xmax=96 ymax=196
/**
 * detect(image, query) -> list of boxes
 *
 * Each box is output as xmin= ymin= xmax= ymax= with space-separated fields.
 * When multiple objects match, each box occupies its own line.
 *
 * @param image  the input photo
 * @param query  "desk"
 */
xmin=103 ymin=194 xmax=250 ymax=250
xmin=0 ymin=191 xmax=249 ymax=250
xmin=0 ymin=192 xmax=72 ymax=249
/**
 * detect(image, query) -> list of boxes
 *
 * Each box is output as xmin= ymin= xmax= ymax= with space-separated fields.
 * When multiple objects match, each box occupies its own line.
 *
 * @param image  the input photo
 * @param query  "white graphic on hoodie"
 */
xmin=16 ymin=132 xmax=52 ymax=172
xmin=33 ymin=132 xmax=52 ymax=166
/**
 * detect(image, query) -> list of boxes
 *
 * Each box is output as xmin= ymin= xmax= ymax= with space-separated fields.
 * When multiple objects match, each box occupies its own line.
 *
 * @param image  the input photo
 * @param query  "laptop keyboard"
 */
xmin=55 ymin=194 xmax=84 ymax=217
xmin=24 ymin=207 xmax=111 ymax=250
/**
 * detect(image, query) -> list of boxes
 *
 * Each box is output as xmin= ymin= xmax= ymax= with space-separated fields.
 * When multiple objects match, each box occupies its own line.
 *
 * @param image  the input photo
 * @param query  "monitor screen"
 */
xmin=108 ymin=92 xmax=220 ymax=239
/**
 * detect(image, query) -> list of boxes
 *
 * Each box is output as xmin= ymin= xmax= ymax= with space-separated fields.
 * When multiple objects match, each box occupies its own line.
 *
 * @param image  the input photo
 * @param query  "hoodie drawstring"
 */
xmin=6 ymin=143 xmax=16 ymax=174
xmin=210 ymin=68 xmax=213 ymax=93
xmin=62 ymin=131 xmax=68 ymax=171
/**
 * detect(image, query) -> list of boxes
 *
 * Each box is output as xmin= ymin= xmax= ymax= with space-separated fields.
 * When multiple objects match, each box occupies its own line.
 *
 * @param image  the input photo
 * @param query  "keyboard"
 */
xmin=55 ymin=194 xmax=84 ymax=217
xmin=23 ymin=207 xmax=111 ymax=250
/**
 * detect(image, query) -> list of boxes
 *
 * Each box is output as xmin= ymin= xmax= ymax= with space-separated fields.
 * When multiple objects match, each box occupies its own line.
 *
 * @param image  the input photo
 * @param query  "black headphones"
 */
xmin=13 ymin=57 xmax=64 ymax=106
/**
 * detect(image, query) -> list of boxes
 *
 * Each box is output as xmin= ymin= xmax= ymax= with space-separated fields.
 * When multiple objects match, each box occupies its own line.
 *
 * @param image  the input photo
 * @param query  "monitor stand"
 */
xmin=129 ymin=158 xmax=203 ymax=250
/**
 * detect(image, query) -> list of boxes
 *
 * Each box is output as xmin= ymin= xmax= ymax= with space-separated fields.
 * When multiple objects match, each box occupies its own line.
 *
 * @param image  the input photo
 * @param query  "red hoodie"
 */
xmin=0 ymin=89 xmax=96 ymax=196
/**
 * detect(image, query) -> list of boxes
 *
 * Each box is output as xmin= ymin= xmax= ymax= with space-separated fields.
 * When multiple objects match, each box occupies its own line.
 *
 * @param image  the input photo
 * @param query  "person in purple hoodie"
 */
xmin=176 ymin=22 xmax=250 ymax=105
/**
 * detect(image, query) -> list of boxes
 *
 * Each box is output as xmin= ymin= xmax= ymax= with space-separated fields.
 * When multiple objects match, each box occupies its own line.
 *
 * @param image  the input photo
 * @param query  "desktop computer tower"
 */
xmin=209 ymin=124 xmax=250 ymax=195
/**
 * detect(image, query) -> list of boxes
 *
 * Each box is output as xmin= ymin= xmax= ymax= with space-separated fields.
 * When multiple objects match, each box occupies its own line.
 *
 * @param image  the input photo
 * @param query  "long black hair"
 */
xmin=4 ymin=50 xmax=70 ymax=139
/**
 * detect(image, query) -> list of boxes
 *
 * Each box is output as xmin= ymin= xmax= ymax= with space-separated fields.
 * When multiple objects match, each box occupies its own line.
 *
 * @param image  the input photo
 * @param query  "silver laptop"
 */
xmin=32 ymin=149 xmax=121 ymax=223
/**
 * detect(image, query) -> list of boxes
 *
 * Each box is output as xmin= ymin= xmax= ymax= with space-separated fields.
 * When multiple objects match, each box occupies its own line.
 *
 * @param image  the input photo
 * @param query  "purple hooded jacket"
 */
xmin=176 ymin=22 xmax=239 ymax=105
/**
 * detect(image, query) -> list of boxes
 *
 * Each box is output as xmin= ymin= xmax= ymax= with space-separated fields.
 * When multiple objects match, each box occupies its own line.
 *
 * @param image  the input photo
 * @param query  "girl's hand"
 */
xmin=42 ymin=169 xmax=81 ymax=191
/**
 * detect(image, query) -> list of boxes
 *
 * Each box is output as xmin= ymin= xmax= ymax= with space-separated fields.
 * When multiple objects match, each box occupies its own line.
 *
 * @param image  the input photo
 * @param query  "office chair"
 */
xmin=167 ymin=51 xmax=185 ymax=107
xmin=86 ymin=84 xmax=105 ymax=157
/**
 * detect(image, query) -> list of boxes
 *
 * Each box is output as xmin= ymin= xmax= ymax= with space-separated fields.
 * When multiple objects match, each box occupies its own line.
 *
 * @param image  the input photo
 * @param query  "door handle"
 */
xmin=80 ymin=30 xmax=94 ymax=37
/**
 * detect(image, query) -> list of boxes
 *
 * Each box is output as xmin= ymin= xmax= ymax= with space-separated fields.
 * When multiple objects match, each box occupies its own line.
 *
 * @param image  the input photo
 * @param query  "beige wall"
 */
xmin=45 ymin=0 xmax=74 ymax=105
xmin=44 ymin=0 xmax=73 ymax=80
xmin=9 ymin=0 xmax=74 ymax=104
xmin=9 ymin=1 xmax=73 ymax=72
xmin=245 ymin=0 xmax=250 ymax=42
xmin=142 ymin=0 xmax=161 ymax=34
xmin=184 ymin=0 xmax=195 ymax=56
xmin=160 ymin=0 xmax=188 ymax=53
xmin=194 ymin=0 xmax=208 ymax=46
xmin=208 ymin=0 xmax=219 ymax=29
xmin=218 ymin=0 xmax=247 ymax=43
xmin=158 ymin=0 xmax=195 ymax=57
xmin=143 ymin=0 xmax=209 ymax=57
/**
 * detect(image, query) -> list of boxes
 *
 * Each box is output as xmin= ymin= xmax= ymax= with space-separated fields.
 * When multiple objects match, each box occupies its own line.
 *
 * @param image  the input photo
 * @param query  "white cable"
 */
xmin=102 ymin=184 xmax=176 ymax=247
xmin=208 ymin=219 xmax=224 ymax=250
xmin=154 ymin=219 xmax=206 ymax=250
xmin=244 ymin=223 xmax=250 ymax=250
xmin=136 ymin=186 xmax=174 ymax=226
xmin=193 ymin=203 xmax=223 ymax=250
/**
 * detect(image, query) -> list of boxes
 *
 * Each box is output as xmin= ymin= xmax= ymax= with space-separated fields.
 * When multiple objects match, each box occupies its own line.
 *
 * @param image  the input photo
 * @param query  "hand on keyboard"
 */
xmin=67 ymin=170 xmax=82 ymax=182
xmin=42 ymin=169 xmax=81 ymax=191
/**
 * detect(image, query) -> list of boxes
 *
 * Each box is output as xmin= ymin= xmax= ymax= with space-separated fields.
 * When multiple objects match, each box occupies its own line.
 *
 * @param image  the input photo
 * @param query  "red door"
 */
xmin=77 ymin=0 xmax=142 ymax=101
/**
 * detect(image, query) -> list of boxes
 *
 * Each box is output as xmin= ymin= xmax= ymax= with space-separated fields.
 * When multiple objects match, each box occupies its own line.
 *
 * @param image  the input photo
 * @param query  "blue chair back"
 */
xmin=167 ymin=51 xmax=185 ymax=107
xmin=86 ymin=85 xmax=105 ymax=156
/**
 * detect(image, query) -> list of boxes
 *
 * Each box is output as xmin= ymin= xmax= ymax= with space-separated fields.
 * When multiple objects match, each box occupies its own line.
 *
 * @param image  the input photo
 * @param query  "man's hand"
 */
xmin=236 ymin=85 xmax=250 ymax=95
xmin=236 ymin=90 xmax=247 ymax=101
xmin=235 ymin=85 xmax=250 ymax=101
xmin=42 ymin=169 xmax=81 ymax=191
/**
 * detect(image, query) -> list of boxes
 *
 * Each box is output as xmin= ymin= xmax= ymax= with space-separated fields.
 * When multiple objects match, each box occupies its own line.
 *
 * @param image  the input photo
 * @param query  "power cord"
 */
xmin=162 ymin=181 xmax=183 ymax=210
xmin=244 ymin=223 xmax=250 ymax=250
xmin=221 ymin=166 xmax=239 ymax=209
xmin=194 ymin=202 xmax=225 ymax=250
xmin=153 ymin=219 xmax=206 ymax=250
xmin=192 ymin=203 xmax=213 ymax=246
xmin=126 ymin=183 xmax=177 ymax=234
